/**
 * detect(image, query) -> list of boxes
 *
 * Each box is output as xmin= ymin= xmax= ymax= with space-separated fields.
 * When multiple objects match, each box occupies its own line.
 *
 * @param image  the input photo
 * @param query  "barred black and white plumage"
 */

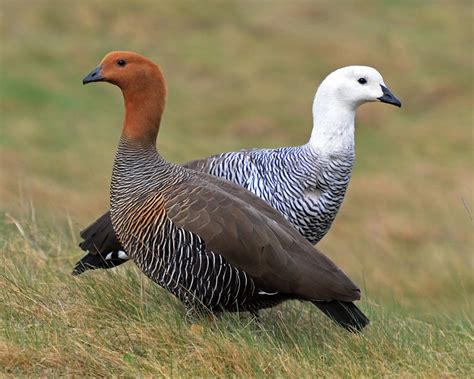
xmin=184 ymin=144 xmax=354 ymax=245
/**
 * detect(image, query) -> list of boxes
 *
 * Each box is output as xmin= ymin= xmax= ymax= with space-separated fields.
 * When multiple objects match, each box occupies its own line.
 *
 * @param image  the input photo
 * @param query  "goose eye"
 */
xmin=358 ymin=78 xmax=367 ymax=85
xmin=117 ymin=59 xmax=126 ymax=67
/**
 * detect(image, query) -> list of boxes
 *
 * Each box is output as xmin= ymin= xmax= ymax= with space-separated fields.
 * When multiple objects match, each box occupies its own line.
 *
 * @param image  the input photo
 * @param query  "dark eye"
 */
xmin=117 ymin=59 xmax=126 ymax=67
xmin=358 ymin=78 xmax=367 ymax=84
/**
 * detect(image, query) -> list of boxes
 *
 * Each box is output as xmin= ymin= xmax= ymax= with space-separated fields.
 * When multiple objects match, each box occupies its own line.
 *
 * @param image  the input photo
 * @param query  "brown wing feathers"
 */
xmin=163 ymin=172 xmax=361 ymax=302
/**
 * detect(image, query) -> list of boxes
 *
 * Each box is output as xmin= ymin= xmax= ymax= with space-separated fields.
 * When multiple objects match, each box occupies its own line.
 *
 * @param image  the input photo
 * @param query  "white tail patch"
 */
xmin=105 ymin=250 xmax=129 ymax=260
xmin=258 ymin=290 xmax=278 ymax=296
xmin=118 ymin=250 xmax=129 ymax=259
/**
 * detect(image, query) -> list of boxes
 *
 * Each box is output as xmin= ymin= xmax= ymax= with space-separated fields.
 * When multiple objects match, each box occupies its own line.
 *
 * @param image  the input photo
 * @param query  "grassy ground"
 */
xmin=1 ymin=0 xmax=473 ymax=377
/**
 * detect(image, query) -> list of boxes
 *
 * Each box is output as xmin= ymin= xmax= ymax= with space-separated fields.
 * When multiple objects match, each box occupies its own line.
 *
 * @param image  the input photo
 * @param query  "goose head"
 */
xmin=316 ymin=65 xmax=401 ymax=110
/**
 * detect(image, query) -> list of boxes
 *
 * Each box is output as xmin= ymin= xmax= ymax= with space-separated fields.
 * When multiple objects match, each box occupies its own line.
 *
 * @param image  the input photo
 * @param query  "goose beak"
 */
xmin=378 ymin=85 xmax=401 ymax=107
xmin=83 ymin=65 xmax=104 ymax=85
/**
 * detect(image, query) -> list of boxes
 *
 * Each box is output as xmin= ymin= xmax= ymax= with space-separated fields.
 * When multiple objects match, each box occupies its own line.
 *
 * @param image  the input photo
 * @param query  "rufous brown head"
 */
xmin=83 ymin=51 xmax=165 ymax=91
xmin=83 ymin=51 xmax=167 ymax=141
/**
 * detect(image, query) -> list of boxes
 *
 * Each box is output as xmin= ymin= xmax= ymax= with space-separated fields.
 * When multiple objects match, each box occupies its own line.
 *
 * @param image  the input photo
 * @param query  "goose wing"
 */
xmin=161 ymin=171 xmax=361 ymax=302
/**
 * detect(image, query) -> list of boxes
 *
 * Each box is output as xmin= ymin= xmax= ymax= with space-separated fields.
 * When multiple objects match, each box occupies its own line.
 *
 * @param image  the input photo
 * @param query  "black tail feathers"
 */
xmin=72 ymin=251 xmax=128 ymax=276
xmin=73 ymin=211 xmax=128 ymax=275
xmin=312 ymin=300 xmax=369 ymax=332
xmin=79 ymin=211 xmax=122 ymax=254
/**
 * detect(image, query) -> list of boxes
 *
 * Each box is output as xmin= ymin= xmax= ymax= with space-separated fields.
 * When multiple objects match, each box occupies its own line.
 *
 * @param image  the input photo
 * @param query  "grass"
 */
xmin=1 ymin=0 xmax=473 ymax=377
xmin=2 ymin=213 xmax=472 ymax=377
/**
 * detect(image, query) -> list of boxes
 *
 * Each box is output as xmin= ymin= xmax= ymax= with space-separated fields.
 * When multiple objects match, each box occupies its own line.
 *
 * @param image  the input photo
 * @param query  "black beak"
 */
xmin=378 ymin=85 xmax=401 ymax=107
xmin=82 ymin=65 xmax=104 ymax=85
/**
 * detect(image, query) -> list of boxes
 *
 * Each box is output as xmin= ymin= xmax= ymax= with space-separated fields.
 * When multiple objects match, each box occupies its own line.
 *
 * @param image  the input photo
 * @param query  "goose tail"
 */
xmin=72 ymin=211 xmax=129 ymax=275
xmin=312 ymin=300 xmax=369 ymax=332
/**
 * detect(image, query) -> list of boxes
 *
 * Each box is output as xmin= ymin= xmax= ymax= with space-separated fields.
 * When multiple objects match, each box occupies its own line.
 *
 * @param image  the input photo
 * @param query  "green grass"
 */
xmin=1 ymin=0 xmax=473 ymax=376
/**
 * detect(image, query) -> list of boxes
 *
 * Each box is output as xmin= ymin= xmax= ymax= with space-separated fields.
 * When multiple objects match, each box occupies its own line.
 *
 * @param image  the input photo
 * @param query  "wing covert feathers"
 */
xmin=163 ymin=171 xmax=361 ymax=303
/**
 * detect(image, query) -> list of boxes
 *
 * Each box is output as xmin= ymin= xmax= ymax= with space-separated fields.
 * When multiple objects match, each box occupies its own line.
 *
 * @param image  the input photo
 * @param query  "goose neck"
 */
xmin=308 ymin=94 xmax=356 ymax=154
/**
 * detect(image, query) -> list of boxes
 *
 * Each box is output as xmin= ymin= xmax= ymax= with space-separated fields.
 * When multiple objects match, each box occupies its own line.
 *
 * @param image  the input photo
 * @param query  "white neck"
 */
xmin=307 ymin=89 xmax=356 ymax=154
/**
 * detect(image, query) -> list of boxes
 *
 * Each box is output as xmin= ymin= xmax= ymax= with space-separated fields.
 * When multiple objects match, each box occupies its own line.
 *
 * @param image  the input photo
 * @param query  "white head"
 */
xmin=309 ymin=66 xmax=400 ymax=152
xmin=315 ymin=65 xmax=401 ymax=110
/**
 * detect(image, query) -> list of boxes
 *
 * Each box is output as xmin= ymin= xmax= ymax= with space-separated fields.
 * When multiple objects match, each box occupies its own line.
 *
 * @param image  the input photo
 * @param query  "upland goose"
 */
xmin=79 ymin=51 xmax=369 ymax=331
xmin=74 ymin=65 xmax=400 ymax=275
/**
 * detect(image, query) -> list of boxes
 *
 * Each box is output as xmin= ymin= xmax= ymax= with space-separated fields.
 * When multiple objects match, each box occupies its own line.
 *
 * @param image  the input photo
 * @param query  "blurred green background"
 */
xmin=1 ymin=0 xmax=472 ymax=376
